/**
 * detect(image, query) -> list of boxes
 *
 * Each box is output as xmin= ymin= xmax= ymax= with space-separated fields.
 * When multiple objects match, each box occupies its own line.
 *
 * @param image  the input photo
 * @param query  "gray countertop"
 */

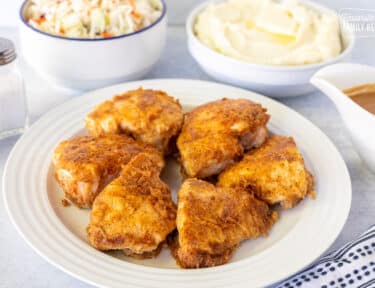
xmin=1 ymin=25 xmax=375 ymax=288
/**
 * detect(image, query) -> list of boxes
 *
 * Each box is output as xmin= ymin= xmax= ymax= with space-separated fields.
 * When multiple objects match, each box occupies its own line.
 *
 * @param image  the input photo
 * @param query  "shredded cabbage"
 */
xmin=26 ymin=0 xmax=162 ymax=38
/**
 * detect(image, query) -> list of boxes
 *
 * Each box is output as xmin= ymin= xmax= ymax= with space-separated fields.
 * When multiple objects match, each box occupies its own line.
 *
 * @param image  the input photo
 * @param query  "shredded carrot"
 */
xmin=59 ymin=28 xmax=65 ymax=34
xmin=132 ymin=11 xmax=142 ymax=19
xmin=101 ymin=32 xmax=114 ymax=38
xmin=34 ymin=15 xmax=46 ymax=24
xmin=129 ymin=0 xmax=142 ymax=19
xmin=129 ymin=0 xmax=136 ymax=10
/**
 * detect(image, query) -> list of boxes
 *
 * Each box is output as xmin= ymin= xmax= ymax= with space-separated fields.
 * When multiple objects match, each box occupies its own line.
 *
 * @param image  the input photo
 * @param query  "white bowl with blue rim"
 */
xmin=19 ymin=0 xmax=167 ymax=90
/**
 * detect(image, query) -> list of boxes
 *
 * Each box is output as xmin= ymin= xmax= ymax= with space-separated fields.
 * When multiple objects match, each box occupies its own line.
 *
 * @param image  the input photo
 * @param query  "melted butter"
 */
xmin=343 ymin=83 xmax=375 ymax=115
xmin=245 ymin=19 xmax=296 ymax=45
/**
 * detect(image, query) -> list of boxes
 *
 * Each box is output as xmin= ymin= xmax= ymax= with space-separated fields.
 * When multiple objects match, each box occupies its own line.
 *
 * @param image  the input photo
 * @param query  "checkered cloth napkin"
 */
xmin=276 ymin=225 xmax=375 ymax=288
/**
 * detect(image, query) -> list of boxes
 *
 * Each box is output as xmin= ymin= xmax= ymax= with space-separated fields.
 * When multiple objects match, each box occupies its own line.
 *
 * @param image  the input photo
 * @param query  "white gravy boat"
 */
xmin=311 ymin=63 xmax=375 ymax=173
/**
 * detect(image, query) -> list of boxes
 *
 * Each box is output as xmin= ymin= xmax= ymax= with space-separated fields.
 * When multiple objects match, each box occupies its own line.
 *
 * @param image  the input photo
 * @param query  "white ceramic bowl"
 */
xmin=186 ymin=0 xmax=355 ymax=98
xmin=19 ymin=0 xmax=167 ymax=90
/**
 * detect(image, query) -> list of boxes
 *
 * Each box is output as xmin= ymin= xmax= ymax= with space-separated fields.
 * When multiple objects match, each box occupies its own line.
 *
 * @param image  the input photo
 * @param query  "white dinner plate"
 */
xmin=3 ymin=79 xmax=351 ymax=288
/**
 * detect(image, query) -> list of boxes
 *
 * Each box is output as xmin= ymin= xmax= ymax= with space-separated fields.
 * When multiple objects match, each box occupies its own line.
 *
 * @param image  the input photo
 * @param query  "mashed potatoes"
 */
xmin=194 ymin=0 xmax=342 ymax=66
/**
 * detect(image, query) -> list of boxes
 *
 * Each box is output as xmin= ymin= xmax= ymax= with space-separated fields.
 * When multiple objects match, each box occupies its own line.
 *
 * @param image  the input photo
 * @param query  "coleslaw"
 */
xmin=25 ymin=0 xmax=162 ymax=38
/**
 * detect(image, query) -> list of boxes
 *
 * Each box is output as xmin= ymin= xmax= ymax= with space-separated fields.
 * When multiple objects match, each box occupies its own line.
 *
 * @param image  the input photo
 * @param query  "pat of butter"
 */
xmin=255 ymin=3 xmax=298 ymax=37
xmin=246 ymin=19 xmax=296 ymax=45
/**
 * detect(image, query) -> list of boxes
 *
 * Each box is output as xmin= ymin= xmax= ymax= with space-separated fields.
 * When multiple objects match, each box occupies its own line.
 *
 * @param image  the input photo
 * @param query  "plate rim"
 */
xmin=3 ymin=78 xmax=352 ymax=288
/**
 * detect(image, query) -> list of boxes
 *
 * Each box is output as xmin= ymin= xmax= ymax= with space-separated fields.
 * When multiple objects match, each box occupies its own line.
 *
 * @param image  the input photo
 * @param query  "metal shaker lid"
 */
xmin=0 ymin=37 xmax=16 ymax=65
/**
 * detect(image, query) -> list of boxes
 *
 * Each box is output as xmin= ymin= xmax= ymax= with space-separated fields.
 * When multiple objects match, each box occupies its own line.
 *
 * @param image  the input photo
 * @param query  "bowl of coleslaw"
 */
xmin=19 ymin=0 xmax=167 ymax=90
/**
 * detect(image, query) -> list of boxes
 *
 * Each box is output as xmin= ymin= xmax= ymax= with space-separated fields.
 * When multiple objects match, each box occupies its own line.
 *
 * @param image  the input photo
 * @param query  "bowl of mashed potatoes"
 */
xmin=20 ymin=0 xmax=166 ymax=90
xmin=187 ymin=0 xmax=354 ymax=98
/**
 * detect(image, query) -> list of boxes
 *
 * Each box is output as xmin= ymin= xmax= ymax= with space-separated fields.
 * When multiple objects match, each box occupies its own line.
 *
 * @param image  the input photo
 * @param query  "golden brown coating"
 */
xmin=53 ymin=134 xmax=163 ymax=208
xmin=170 ymin=178 xmax=278 ymax=268
xmin=87 ymin=153 xmax=176 ymax=257
xmin=85 ymin=88 xmax=184 ymax=154
xmin=177 ymin=98 xmax=269 ymax=178
xmin=218 ymin=135 xmax=315 ymax=209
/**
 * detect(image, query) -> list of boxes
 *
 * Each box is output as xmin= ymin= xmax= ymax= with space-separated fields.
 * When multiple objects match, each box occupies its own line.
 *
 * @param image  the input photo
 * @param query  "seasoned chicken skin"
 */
xmin=177 ymin=98 xmax=269 ymax=178
xmin=85 ymin=88 xmax=184 ymax=154
xmin=169 ymin=178 xmax=278 ymax=268
xmin=87 ymin=153 xmax=176 ymax=258
xmin=53 ymin=134 xmax=163 ymax=208
xmin=218 ymin=135 xmax=314 ymax=209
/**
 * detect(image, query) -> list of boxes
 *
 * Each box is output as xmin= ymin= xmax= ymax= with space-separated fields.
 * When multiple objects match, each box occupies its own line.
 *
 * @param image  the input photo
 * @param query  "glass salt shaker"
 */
xmin=0 ymin=37 xmax=28 ymax=140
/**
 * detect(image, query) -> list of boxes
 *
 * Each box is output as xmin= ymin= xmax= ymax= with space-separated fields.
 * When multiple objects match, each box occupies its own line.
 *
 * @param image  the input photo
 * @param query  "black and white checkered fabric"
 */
xmin=277 ymin=225 xmax=375 ymax=288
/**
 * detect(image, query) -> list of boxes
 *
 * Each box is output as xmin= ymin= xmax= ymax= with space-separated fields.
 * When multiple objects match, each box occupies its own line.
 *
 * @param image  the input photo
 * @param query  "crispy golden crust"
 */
xmin=85 ymin=88 xmax=184 ymax=154
xmin=87 ymin=153 xmax=176 ymax=257
xmin=218 ymin=135 xmax=315 ymax=209
xmin=53 ymin=134 xmax=163 ymax=208
xmin=167 ymin=230 xmax=237 ymax=268
xmin=61 ymin=199 xmax=71 ymax=207
xmin=171 ymin=179 xmax=278 ymax=268
xmin=177 ymin=98 xmax=269 ymax=178
xmin=179 ymin=133 xmax=244 ymax=179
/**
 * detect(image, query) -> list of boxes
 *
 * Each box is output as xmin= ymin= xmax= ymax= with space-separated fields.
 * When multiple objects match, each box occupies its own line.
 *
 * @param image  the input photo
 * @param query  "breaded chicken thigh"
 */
xmin=177 ymin=98 xmax=269 ymax=178
xmin=85 ymin=88 xmax=184 ymax=154
xmin=218 ymin=135 xmax=314 ymax=209
xmin=87 ymin=153 xmax=176 ymax=258
xmin=169 ymin=178 xmax=278 ymax=268
xmin=53 ymin=134 xmax=163 ymax=208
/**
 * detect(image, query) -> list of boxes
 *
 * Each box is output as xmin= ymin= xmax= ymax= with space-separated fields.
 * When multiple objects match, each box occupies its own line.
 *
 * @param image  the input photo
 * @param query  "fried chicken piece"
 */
xmin=53 ymin=134 xmax=163 ymax=208
xmin=169 ymin=178 xmax=278 ymax=268
xmin=177 ymin=98 xmax=269 ymax=178
xmin=87 ymin=153 xmax=176 ymax=258
xmin=85 ymin=88 xmax=184 ymax=154
xmin=218 ymin=135 xmax=314 ymax=209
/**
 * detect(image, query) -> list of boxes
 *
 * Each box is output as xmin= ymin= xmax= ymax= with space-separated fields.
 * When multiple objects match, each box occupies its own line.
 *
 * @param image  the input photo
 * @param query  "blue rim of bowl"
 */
xmin=19 ymin=0 xmax=166 ymax=41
